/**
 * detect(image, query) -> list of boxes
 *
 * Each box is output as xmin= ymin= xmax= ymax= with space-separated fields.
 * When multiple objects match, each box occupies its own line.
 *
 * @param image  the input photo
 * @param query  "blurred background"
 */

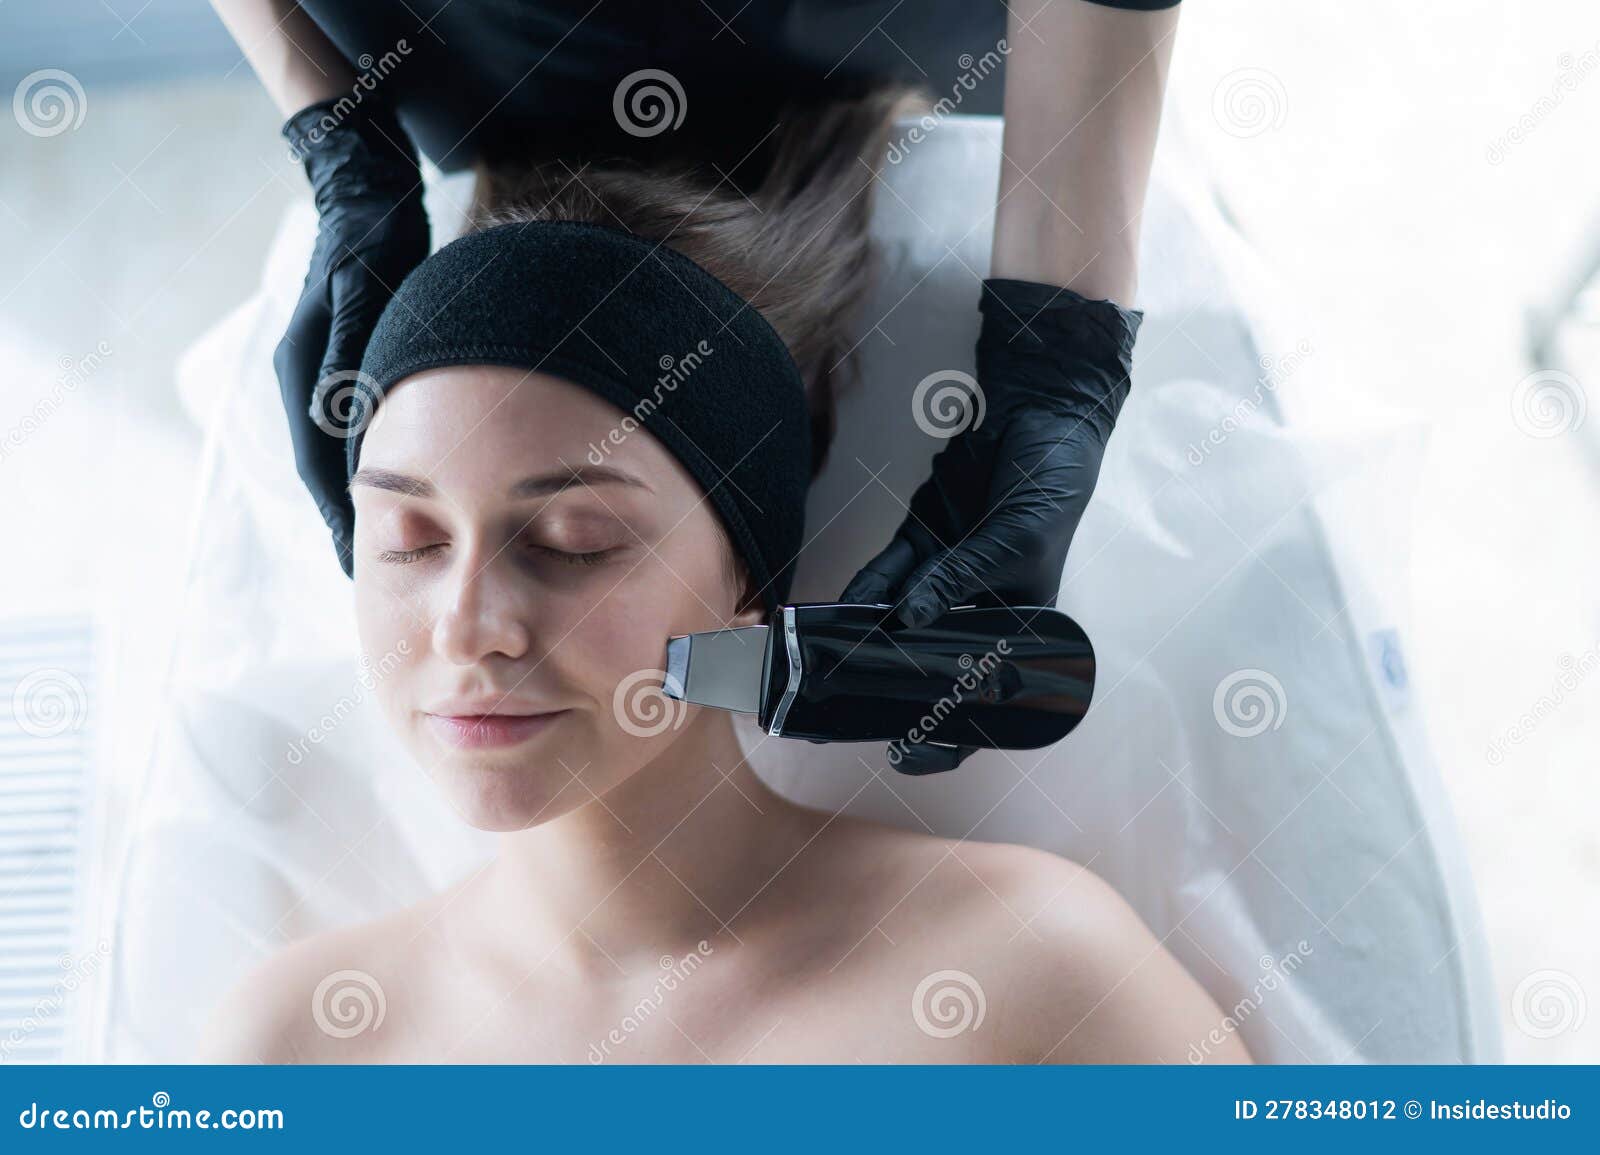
xmin=0 ymin=0 xmax=1595 ymax=1062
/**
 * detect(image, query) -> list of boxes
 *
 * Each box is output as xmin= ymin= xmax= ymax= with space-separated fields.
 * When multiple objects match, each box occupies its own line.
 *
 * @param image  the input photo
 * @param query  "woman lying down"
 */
xmin=201 ymin=99 xmax=1250 ymax=1066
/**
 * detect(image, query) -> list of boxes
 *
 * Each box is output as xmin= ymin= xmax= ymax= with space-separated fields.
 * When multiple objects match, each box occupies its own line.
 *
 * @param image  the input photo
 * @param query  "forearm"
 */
xmin=991 ymin=0 xmax=1180 ymax=306
xmin=211 ymin=0 xmax=354 ymax=115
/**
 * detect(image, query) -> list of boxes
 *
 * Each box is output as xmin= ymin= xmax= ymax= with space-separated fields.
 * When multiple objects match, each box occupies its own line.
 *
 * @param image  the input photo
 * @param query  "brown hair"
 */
xmin=470 ymin=85 xmax=926 ymax=484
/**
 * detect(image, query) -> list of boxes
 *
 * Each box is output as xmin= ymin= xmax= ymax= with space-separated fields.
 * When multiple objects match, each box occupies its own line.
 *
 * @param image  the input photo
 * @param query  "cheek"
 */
xmin=552 ymin=527 xmax=731 ymax=734
xmin=354 ymin=573 xmax=427 ymax=723
xmin=653 ymin=514 xmax=743 ymax=621
xmin=560 ymin=571 xmax=684 ymax=699
xmin=598 ymin=522 xmax=737 ymax=648
xmin=356 ymin=574 xmax=410 ymax=651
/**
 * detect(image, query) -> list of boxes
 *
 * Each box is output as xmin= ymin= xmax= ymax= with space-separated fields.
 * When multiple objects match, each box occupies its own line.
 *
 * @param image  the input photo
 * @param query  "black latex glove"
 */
xmin=275 ymin=97 xmax=430 ymax=575
xmin=841 ymin=277 xmax=1142 ymax=775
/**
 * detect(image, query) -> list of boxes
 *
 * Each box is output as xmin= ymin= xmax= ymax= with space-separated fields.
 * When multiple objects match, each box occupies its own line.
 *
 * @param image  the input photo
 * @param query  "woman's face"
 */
xmin=351 ymin=365 xmax=761 ymax=831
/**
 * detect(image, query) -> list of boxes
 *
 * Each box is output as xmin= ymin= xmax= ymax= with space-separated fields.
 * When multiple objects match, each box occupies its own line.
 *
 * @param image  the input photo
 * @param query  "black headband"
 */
xmin=349 ymin=219 xmax=811 ymax=615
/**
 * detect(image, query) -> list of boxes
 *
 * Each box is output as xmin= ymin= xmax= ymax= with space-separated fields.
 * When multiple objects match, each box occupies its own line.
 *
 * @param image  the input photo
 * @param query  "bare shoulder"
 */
xmin=195 ymin=895 xmax=447 ymax=1064
xmin=799 ymin=812 xmax=1251 ymax=1064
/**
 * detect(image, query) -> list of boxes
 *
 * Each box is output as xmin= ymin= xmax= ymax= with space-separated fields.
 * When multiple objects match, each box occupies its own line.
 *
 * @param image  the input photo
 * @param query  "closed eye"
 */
xmin=530 ymin=544 xmax=619 ymax=567
xmin=372 ymin=543 xmax=621 ymax=567
xmin=377 ymin=543 xmax=446 ymax=565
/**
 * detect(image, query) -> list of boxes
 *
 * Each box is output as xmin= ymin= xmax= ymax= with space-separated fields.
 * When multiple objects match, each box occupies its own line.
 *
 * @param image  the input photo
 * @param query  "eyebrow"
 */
xmin=350 ymin=464 xmax=653 ymax=499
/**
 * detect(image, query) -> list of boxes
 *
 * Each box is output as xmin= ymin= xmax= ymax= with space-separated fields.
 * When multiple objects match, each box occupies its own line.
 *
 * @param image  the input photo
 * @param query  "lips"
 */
xmin=424 ymin=710 xmax=570 ymax=750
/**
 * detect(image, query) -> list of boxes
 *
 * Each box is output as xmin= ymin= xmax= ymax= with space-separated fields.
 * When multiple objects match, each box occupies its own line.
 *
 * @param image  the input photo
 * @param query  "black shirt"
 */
xmin=300 ymin=0 xmax=1180 ymax=175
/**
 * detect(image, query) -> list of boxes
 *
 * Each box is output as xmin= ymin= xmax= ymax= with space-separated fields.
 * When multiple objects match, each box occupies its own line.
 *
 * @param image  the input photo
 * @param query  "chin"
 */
xmin=429 ymin=759 xmax=587 ymax=832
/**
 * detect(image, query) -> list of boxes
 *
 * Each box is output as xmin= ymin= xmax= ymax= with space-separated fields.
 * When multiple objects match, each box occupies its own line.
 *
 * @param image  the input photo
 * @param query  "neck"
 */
xmin=488 ymin=708 xmax=816 ymax=973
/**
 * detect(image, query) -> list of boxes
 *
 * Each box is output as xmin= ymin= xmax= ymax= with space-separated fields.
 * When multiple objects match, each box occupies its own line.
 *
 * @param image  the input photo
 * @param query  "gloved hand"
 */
xmin=275 ymin=97 xmax=430 ymax=575
xmin=841 ymin=277 xmax=1142 ymax=775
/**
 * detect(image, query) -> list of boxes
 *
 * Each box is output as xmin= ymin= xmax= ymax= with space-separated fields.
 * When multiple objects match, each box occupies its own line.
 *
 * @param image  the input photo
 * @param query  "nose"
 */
xmin=431 ymin=545 xmax=533 ymax=666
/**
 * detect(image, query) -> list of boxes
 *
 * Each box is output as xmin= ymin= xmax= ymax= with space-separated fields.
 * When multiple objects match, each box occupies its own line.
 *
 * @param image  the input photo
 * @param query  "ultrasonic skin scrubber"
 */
xmin=660 ymin=603 xmax=1095 ymax=750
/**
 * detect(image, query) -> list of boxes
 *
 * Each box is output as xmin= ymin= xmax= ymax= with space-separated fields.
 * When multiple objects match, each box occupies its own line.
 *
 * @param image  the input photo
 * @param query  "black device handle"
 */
xmin=762 ymin=604 xmax=1094 ymax=748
